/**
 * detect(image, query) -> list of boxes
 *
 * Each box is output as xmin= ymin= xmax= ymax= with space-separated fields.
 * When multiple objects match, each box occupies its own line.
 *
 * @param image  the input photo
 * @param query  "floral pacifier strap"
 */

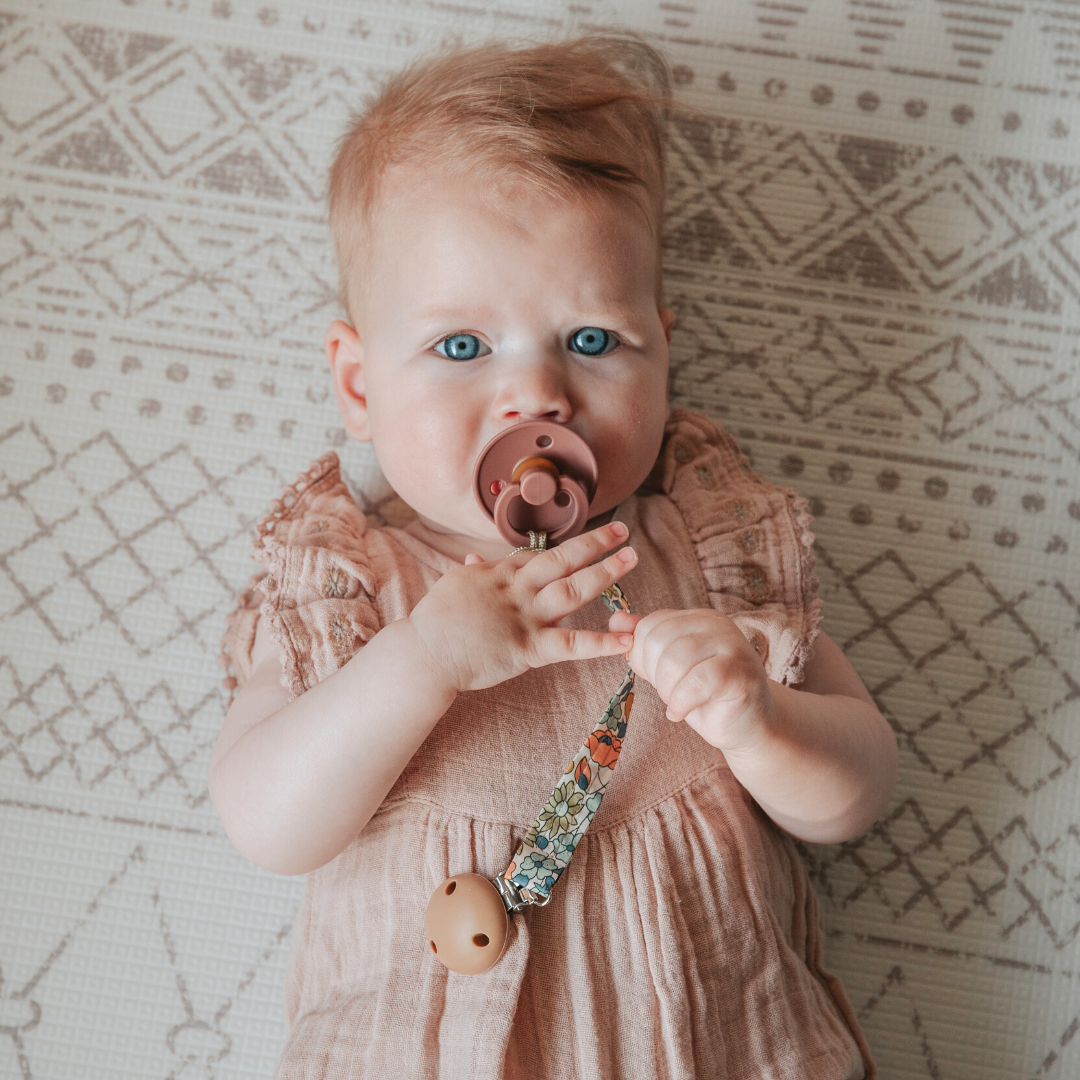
xmin=495 ymin=536 xmax=634 ymax=913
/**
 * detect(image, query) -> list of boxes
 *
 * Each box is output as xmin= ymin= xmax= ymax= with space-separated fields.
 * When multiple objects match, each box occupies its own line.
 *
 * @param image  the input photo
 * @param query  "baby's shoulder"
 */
xmin=251 ymin=452 xmax=441 ymax=596
xmin=647 ymin=408 xmax=793 ymax=511
xmin=253 ymin=452 xmax=368 ymax=560
xmin=643 ymin=409 xmax=821 ymax=686
xmin=222 ymin=454 xmax=435 ymax=700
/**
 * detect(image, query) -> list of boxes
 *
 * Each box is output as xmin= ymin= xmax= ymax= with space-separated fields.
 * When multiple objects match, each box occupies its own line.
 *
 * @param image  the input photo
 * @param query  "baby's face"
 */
xmin=327 ymin=168 xmax=672 ymax=557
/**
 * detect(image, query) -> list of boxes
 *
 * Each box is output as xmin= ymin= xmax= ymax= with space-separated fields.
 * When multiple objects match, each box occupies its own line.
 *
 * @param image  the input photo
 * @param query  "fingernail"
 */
xmin=610 ymin=521 xmax=628 ymax=539
xmin=618 ymin=634 xmax=633 ymax=647
xmin=616 ymin=547 xmax=636 ymax=564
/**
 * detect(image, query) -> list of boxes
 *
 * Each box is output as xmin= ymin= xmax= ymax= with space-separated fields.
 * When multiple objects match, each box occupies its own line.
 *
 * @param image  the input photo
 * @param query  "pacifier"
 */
xmin=472 ymin=420 xmax=598 ymax=547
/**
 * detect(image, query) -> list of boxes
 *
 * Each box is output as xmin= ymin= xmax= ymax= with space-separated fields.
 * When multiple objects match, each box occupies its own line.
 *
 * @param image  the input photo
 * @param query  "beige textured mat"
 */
xmin=1 ymin=1 xmax=1078 ymax=1077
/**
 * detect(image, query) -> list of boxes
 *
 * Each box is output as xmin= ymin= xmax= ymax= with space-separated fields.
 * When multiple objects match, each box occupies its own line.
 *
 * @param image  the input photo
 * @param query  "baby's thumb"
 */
xmin=608 ymin=611 xmax=641 ymax=635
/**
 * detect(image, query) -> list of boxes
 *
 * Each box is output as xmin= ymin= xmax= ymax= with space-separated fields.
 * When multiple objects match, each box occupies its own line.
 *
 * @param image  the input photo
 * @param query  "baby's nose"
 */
xmin=494 ymin=356 xmax=572 ymax=423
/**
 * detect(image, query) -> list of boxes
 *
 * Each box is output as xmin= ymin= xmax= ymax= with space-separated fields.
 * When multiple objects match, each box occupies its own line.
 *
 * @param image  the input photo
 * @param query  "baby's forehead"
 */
xmin=348 ymin=165 xmax=660 ymax=305
xmin=374 ymin=164 xmax=636 ymax=231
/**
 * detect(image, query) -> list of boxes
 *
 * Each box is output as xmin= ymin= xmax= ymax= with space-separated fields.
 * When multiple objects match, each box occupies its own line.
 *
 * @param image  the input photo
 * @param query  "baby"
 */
xmin=212 ymin=35 xmax=896 ymax=1080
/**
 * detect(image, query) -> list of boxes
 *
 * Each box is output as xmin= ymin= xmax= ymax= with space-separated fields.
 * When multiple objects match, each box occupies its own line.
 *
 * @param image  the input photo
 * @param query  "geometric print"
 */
xmin=1 ymin=1 xmax=1079 ymax=1079
xmin=2 ymin=425 xmax=261 ymax=653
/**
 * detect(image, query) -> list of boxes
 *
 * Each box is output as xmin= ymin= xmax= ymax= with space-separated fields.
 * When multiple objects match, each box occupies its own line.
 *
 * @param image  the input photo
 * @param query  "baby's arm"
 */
xmin=209 ymin=523 xmax=637 ymax=875
xmin=611 ymin=609 xmax=897 ymax=844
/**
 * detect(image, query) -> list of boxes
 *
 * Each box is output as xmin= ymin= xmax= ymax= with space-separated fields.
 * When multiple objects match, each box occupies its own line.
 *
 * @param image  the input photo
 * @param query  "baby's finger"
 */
xmin=537 ymin=545 xmax=637 ymax=622
xmin=665 ymin=658 xmax=724 ymax=722
xmin=642 ymin=631 xmax=727 ymax=706
xmin=608 ymin=611 xmax=641 ymax=634
xmin=625 ymin=609 xmax=697 ymax=682
xmin=464 ymin=553 xmax=484 ymax=565
xmin=627 ymin=610 xmax=740 ymax=687
xmin=519 ymin=521 xmax=629 ymax=589
xmin=531 ymin=626 xmax=635 ymax=667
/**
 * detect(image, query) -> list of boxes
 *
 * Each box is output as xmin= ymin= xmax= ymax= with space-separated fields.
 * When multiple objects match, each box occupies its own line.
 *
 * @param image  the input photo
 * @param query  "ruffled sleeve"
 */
xmin=655 ymin=409 xmax=822 ymax=686
xmin=218 ymin=452 xmax=382 ymax=702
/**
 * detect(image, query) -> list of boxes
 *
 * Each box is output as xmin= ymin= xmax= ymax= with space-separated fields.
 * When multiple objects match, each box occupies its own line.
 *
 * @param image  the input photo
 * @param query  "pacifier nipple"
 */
xmin=473 ymin=422 xmax=599 ymax=547
xmin=516 ymin=459 xmax=558 ymax=505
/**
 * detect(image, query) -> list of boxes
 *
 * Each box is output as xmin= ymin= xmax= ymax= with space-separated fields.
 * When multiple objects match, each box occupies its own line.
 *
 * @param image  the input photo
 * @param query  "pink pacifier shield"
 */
xmin=473 ymin=422 xmax=598 ymax=547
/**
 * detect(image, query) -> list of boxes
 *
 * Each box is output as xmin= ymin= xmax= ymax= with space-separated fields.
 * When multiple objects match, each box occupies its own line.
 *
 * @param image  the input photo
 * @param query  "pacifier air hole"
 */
xmin=554 ymin=491 xmax=571 ymax=508
xmin=472 ymin=934 xmax=489 ymax=947
xmin=536 ymin=435 xmax=552 ymax=447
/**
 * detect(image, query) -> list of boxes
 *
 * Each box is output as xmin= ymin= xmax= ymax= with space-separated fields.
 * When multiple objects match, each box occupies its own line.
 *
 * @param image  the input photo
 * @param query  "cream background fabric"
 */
xmin=0 ymin=1 xmax=1078 ymax=1077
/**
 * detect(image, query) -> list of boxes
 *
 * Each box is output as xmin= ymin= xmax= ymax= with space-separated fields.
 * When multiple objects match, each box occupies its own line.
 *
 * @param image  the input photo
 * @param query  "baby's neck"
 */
xmin=405 ymin=518 xmax=515 ymax=564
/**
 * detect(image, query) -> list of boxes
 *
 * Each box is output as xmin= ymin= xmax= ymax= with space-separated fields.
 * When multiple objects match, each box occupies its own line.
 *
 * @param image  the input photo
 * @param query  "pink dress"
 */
xmin=220 ymin=409 xmax=873 ymax=1080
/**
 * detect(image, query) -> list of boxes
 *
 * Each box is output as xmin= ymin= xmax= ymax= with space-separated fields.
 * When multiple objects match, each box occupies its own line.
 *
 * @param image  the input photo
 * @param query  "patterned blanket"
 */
xmin=1 ymin=2 xmax=1078 ymax=1077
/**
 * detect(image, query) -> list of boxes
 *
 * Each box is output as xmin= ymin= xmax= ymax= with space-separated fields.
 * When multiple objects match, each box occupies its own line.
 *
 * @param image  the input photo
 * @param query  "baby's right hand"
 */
xmin=406 ymin=521 xmax=638 ymax=693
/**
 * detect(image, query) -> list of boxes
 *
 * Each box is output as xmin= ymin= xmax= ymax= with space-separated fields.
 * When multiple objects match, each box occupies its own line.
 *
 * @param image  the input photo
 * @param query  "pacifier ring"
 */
xmin=507 ymin=530 xmax=548 ymax=557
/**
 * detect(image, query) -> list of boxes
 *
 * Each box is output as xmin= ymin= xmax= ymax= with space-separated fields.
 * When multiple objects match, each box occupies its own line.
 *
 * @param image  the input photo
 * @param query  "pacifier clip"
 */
xmin=424 ymin=422 xmax=635 ymax=974
xmin=424 ymin=551 xmax=634 ymax=973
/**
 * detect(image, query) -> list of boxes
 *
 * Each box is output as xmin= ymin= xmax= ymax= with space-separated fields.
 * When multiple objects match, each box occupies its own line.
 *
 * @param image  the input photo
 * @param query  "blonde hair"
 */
xmin=328 ymin=35 xmax=671 ymax=308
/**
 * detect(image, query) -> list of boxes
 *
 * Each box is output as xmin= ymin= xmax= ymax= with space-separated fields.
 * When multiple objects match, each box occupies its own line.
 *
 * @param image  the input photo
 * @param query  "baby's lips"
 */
xmin=472 ymin=421 xmax=599 ymax=548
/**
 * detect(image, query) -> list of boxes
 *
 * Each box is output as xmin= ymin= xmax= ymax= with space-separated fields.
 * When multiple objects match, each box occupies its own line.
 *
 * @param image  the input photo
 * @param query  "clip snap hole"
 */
xmin=554 ymin=491 xmax=571 ymax=508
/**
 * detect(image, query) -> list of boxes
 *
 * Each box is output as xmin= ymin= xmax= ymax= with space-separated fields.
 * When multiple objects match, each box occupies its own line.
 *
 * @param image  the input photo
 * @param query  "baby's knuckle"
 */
xmin=548 ymin=629 xmax=575 ymax=661
xmin=653 ymin=647 xmax=678 ymax=681
xmin=638 ymin=610 xmax=669 ymax=634
xmin=642 ymin=639 xmax=666 ymax=679
xmin=679 ymin=662 xmax=708 ymax=693
xmin=716 ymin=650 xmax=760 ymax=688
xmin=547 ymin=545 xmax=574 ymax=573
xmin=562 ymin=576 xmax=584 ymax=608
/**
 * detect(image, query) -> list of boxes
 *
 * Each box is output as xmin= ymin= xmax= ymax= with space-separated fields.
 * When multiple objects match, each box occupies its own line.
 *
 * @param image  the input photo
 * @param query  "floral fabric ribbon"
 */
xmin=500 ymin=581 xmax=634 ymax=906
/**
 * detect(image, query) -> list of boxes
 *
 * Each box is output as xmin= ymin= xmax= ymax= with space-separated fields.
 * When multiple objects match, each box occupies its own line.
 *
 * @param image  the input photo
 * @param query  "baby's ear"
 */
xmin=325 ymin=320 xmax=371 ymax=441
xmin=659 ymin=308 xmax=675 ymax=345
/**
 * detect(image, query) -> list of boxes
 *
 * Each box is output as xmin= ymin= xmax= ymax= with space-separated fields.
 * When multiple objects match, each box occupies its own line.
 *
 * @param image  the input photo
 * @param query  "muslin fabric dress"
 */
xmin=220 ymin=409 xmax=874 ymax=1080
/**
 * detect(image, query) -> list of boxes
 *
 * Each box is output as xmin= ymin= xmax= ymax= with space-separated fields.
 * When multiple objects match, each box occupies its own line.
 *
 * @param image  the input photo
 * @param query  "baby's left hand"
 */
xmin=609 ymin=608 xmax=775 ymax=753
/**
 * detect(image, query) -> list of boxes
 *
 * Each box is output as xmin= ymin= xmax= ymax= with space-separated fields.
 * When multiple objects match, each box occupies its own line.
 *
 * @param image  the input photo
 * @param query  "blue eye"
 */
xmin=568 ymin=327 xmax=616 ymax=356
xmin=434 ymin=333 xmax=488 ymax=361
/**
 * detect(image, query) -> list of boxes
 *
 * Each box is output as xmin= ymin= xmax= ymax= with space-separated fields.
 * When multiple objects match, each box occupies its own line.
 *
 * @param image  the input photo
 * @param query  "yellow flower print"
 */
xmin=537 ymin=781 xmax=584 ymax=837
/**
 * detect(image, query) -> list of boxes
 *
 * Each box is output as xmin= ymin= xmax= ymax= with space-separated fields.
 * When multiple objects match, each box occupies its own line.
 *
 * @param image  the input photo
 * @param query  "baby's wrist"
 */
xmin=713 ymin=681 xmax=781 ymax=762
xmin=393 ymin=616 xmax=464 ymax=699
xmin=401 ymin=613 xmax=468 ymax=695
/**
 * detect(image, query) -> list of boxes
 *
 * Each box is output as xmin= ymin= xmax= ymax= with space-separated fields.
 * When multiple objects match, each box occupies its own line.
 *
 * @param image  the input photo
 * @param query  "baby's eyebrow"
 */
xmin=575 ymin=302 xmax=645 ymax=326
xmin=404 ymin=303 xmax=496 ymax=329
xmin=402 ymin=299 xmax=650 ymax=336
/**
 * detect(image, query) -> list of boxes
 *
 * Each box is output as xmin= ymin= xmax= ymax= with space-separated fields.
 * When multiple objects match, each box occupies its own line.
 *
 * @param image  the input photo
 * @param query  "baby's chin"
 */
xmin=407 ymin=482 xmax=629 ymax=561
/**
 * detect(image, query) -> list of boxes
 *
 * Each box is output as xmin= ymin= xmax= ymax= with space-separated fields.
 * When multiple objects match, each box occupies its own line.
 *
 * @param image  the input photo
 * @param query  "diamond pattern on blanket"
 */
xmin=2 ymin=2 xmax=1079 ymax=1078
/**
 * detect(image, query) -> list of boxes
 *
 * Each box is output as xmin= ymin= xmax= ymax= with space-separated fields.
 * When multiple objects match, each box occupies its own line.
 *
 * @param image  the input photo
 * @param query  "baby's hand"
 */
xmin=407 ymin=522 xmax=637 ymax=694
xmin=609 ymin=608 xmax=775 ymax=753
